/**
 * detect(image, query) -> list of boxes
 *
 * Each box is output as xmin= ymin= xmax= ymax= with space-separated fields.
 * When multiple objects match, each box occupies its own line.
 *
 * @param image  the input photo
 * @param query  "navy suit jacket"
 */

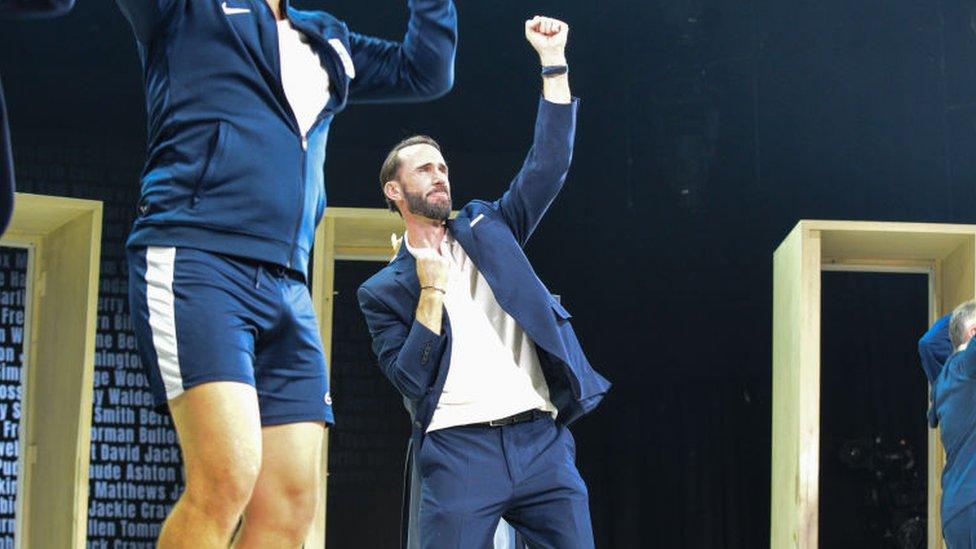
xmin=0 ymin=0 xmax=75 ymax=233
xmin=358 ymin=97 xmax=610 ymax=443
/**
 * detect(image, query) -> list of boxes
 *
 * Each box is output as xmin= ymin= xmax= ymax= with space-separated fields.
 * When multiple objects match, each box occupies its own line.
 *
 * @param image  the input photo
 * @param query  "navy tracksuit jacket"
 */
xmin=115 ymin=0 xmax=457 ymax=275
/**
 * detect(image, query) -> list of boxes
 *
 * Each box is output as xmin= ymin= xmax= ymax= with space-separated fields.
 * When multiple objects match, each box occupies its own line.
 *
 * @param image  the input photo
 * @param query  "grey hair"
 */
xmin=950 ymin=300 xmax=976 ymax=349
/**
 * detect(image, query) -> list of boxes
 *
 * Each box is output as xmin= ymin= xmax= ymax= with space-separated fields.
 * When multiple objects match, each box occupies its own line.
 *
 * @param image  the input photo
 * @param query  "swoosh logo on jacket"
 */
xmin=221 ymin=2 xmax=251 ymax=15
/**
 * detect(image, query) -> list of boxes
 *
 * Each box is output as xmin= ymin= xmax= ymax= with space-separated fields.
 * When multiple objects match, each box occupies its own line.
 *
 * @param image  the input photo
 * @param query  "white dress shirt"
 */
xmin=405 ymin=230 xmax=556 ymax=433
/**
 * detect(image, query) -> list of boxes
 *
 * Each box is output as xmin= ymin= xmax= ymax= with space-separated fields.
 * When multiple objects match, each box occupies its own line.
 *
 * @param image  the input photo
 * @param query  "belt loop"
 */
xmin=255 ymin=264 xmax=263 ymax=289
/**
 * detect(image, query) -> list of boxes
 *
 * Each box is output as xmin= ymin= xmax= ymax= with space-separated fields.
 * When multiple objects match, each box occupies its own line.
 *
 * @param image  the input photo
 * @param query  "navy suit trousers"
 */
xmin=418 ymin=415 xmax=593 ymax=549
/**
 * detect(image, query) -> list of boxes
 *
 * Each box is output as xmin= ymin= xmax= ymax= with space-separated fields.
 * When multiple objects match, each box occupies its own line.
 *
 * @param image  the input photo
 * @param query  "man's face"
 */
xmin=390 ymin=144 xmax=452 ymax=221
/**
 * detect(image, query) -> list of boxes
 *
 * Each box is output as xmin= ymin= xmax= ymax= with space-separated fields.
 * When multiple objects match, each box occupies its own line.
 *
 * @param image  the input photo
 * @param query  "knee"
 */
xmin=250 ymin=481 xmax=319 ymax=540
xmin=275 ymin=481 xmax=320 ymax=534
xmin=184 ymin=459 xmax=261 ymax=524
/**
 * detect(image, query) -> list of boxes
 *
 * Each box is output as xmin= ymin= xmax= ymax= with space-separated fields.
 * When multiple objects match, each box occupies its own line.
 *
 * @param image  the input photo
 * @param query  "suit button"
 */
xmin=426 ymin=386 xmax=433 ymax=394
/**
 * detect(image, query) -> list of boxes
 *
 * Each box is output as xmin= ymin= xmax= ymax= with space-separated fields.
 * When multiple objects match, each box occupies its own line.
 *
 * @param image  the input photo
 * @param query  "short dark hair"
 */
xmin=950 ymin=300 xmax=976 ymax=349
xmin=379 ymin=135 xmax=442 ymax=213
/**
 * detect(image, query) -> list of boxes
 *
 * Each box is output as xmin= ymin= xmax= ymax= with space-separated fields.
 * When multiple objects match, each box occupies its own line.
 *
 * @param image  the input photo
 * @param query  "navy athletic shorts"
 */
xmin=127 ymin=246 xmax=334 ymax=426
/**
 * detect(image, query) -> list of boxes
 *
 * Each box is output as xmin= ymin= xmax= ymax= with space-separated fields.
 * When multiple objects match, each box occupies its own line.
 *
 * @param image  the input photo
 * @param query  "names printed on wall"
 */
xmin=86 ymin=255 xmax=182 ymax=548
xmin=0 ymin=248 xmax=27 ymax=548
xmin=7 ymin=141 xmax=186 ymax=547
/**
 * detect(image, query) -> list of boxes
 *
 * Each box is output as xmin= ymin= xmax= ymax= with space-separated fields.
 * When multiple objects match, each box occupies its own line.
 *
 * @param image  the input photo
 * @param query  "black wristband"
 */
xmin=541 ymin=65 xmax=569 ymax=78
xmin=421 ymin=285 xmax=446 ymax=294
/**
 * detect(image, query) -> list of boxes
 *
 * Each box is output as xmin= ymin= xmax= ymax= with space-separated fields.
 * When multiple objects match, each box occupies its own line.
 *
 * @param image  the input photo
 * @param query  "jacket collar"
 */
xmin=391 ymin=241 xmax=420 ymax=299
xmin=284 ymin=1 xmax=343 ymax=35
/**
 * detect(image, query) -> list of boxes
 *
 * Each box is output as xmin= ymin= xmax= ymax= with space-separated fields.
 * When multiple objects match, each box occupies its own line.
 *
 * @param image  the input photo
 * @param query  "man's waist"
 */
xmin=469 ymin=409 xmax=550 ymax=428
xmin=127 ymin=223 xmax=311 ymax=278
xmin=425 ymin=397 xmax=556 ymax=432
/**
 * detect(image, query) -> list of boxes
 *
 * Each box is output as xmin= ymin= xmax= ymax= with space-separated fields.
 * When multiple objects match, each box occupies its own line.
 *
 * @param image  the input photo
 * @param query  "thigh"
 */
xmin=128 ymin=246 xmax=264 ymax=406
xmin=505 ymin=424 xmax=594 ymax=549
xmin=253 ymin=277 xmax=333 ymax=426
xmin=168 ymin=381 xmax=262 ymax=491
xmin=418 ymin=428 xmax=508 ymax=549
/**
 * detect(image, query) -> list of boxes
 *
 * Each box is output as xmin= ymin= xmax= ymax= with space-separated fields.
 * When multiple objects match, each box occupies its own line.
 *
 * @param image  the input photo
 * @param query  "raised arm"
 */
xmin=919 ymin=314 xmax=952 ymax=383
xmin=113 ymin=0 xmax=177 ymax=44
xmin=347 ymin=0 xmax=457 ymax=103
xmin=0 ymin=0 xmax=74 ymax=18
xmin=494 ymin=16 xmax=579 ymax=246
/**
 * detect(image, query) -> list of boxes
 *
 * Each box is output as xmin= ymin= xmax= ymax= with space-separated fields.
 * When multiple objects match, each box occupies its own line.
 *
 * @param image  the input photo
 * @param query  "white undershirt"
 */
xmin=405 ymin=232 xmax=557 ymax=433
xmin=277 ymin=20 xmax=330 ymax=137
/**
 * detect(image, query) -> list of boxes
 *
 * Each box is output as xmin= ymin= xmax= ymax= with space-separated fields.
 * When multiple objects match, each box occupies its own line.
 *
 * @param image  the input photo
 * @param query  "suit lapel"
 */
xmin=452 ymin=214 xmax=558 ymax=358
xmin=391 ymin=244 xmax=420 ymax=301
xmin=448 ymin=218 xmax=477 ymax=265
xmin=449 ymin=216 xmax=512 ymax=305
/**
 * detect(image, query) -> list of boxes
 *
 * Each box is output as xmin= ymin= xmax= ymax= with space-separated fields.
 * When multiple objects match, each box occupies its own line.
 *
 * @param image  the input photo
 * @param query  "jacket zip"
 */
xmin=286 ymin=109 xmax=331 ymax=269
xmin=288 ymin=137 xmax=307 ymax=269
xmin=259 ymin=2 xmax=345 ymax=270
xmin=283 ymin=15 xmax=346 ymax=270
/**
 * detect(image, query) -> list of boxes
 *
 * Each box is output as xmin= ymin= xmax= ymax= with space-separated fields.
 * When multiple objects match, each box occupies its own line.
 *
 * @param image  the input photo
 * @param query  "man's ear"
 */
xmin=384 ymin=180 xmax=402 ymax=204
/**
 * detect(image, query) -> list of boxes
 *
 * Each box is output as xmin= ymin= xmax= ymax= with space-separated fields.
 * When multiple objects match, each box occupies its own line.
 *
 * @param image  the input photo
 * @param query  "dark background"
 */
xmin=3 ymin=0 xmax=972 ymax=546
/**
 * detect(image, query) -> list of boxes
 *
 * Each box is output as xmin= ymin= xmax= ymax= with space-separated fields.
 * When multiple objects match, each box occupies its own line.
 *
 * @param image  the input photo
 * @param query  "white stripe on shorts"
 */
xmin=145 ymin=247 xmax=184 ymax=400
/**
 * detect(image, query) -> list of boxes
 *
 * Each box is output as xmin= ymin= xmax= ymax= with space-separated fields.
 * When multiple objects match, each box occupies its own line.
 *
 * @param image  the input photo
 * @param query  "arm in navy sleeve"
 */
xmin=0 ymin=0 xmax=74 ymax=18
xmin=919 ymin=314 xmax=952 ymax=383
xmin=358 ymin=285 xmax=447 ymax=401
xmin=113 ymin=0 xmax=177 ymax=43
xmin=491 ymin=97 xmax=579 ymax=246
xmin=952 ymin=325 xmax=976 ymax=379
xmin=347 ymin=0 xmax=457 ymax=103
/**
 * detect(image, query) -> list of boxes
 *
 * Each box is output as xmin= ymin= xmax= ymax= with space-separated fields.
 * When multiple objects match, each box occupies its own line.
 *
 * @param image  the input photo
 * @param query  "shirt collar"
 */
xmin=404 ymin=230 xmax=452 ymax=258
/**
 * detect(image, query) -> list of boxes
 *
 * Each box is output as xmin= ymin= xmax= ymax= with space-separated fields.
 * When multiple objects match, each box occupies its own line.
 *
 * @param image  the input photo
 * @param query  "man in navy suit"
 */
xmin=358 ymin=16 xmax=610 ymax=548
xmin=0 ymin=0 xmax=75 ymax=234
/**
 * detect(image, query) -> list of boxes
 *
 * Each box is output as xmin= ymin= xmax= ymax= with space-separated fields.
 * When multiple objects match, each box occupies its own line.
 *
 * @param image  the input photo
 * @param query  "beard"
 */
xmin=404 ymin=188 xmax=451 ymax=221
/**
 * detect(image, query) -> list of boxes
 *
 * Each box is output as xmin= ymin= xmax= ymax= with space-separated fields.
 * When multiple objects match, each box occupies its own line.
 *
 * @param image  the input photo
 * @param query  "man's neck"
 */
xmin=265 ymin=0 xmax=284 ymax=20
xmin=404 ymin=214 xmax=448 ymax=251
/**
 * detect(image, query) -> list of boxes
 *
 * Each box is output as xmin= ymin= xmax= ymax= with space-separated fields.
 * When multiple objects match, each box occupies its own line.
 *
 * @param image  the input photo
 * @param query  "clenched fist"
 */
xmin=414 ymin=247 xmax=450 ymax=292
xmin=525 ymin=16 xmax=569 ymax=66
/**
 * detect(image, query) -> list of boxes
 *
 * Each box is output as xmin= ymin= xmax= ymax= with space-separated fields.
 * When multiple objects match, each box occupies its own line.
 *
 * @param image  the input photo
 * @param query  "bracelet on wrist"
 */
xmin=541 ymin=64 xmax=569 ymax=78
xmin=421 ymin=285 xmax=446 ymax=294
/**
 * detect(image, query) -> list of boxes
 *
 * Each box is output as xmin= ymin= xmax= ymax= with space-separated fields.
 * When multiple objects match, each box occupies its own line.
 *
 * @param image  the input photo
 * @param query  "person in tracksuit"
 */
xmin=0 ymin=0 xmax=75 ymax=234
xmin=359 ymin=17 xmax=609 ymax=548
xmin=920 ymin=304 xmax=976 ymax=547
xmin=115 ymin=0 xmax=456 ymax=546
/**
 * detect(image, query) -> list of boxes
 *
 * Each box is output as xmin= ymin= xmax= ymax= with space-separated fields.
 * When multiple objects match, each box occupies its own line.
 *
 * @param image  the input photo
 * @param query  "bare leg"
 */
xmin=233 ymin=422 xmax=326 ymax=548
xmin=157 ymin=382 xmax=263 ymax=549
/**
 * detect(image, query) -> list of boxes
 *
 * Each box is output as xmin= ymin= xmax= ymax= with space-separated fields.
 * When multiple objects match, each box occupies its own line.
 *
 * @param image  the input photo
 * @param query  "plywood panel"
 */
xmin=929 ymin=260 xmax=946 ymax=549
xmin=0 ymin=193 xmax=102 ymax=549
xmin=308 ymin=209 xmax=405 ymax=548
xmin=25 ymin=210 xmax=101 ymax=548
xmin=773 ymin=220 xmax=976 ymax=549
xmin=940 ymin=241 xmax=975 ymax=317
xmin=772 ymin=224 xmax=822 ymax=549
xmin=327 ymin=207 xmax=404 ymax=262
